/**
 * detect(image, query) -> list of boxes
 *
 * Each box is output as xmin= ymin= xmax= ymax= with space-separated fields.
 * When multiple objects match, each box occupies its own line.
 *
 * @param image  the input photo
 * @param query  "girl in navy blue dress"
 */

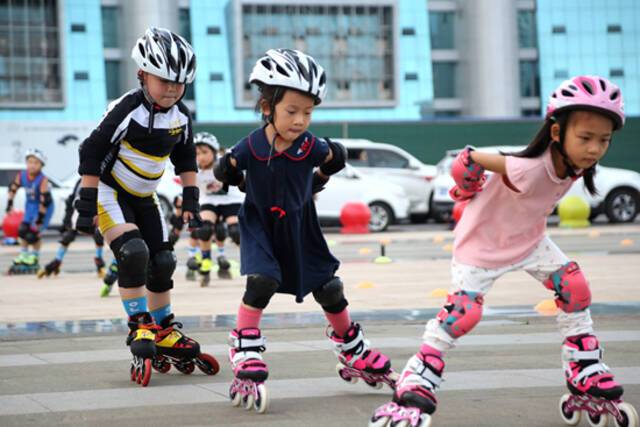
xmin=215 ymin=49 xmax=397 ymax=413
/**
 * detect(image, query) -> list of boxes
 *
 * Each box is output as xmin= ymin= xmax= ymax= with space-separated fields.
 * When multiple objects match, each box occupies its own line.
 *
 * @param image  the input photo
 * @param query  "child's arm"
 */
xmin=469 ymin=151 xmax=507 ymax=175
xmin=5 ymin=173 xmax=21 ymax=213
xmin=35 ymin=177 xmax=53 ymax=226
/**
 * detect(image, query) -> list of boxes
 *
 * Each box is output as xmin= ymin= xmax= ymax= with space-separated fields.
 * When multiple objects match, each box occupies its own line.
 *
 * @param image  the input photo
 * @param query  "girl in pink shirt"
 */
xmin=370 ymin=76 xmax=636 ymax=427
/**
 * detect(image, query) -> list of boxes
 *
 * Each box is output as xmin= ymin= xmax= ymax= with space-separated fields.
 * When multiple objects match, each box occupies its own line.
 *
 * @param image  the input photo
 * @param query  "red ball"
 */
xmin=339 ymin=202 xmax=371 ymax=234
xmin=452 ymin=199 xmax=469 ymax=225
xmin=2 ymin=210 xmax=24 ymax=238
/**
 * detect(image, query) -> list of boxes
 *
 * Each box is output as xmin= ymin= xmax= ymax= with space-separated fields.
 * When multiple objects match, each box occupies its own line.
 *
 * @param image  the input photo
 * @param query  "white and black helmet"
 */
xmin=194 ymin=132 xmax=220 ymax=151
xmin=249 ymin=49 xmax=327 ymax=104
xmin=131 ymin=27 xmax=196 ymax=84
xmin=25 ymin=148 xmax=47 ymax=166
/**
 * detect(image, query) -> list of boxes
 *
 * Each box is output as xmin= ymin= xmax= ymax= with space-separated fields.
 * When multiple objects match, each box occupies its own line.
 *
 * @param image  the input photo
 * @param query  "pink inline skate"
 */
xmin=228 ymin=328 xmax=269 ymax=413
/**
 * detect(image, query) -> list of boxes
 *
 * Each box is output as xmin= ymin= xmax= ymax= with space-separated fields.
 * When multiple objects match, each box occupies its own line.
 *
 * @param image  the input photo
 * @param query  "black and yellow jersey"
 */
xmin=78 ymin=88 xmax=196 ymax=198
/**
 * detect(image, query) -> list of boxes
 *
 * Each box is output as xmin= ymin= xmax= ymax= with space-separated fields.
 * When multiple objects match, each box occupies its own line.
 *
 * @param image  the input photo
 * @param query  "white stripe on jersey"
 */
xmin=130 ymin=102 xmax=189 ymax=130
xmin=119 ymin=144 xmax=167 ymax=176
xmin=112 ymin=160 xmax=163 ymax=197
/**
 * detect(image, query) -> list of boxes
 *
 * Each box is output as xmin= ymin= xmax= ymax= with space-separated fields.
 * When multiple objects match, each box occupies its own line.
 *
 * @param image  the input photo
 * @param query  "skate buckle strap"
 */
xmin=231 ymin=350 xmax=263 ymax=365
xmin=562 ymin=346 xmax=602 ymax=362
xmin=231 ymin=335 xmax=266 ymax=351
xmin=334 ymin=328 xmax=368 ymax=355
xmin=572 ymin=362 xmax=611 ymax=384
xmin=407 ymin=354 xmax=442 ymax=388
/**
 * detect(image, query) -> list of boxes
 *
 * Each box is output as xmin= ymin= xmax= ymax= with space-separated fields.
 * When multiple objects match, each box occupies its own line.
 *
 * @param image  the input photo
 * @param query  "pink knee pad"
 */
xmin=544 ymin=262 xmax=591 ymax=313
xmin=436 ymin=290 xmax=484 ymax=338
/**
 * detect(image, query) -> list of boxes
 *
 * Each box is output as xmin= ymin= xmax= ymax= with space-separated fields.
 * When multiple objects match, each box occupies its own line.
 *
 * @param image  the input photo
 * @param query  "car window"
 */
xmin=0 ymin=169 xmax=21 ymax=186
xmin=346 ymin=148 xmax=370 ymax=167
xmin=368 ymin=149 xmax=409 ymax=169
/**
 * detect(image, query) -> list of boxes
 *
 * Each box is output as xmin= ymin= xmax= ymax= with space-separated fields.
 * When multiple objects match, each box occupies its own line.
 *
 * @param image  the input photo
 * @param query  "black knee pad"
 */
xmin=190 ymin=229 xmax=198 ymax=239
xmin=25 ymin=228 xmax=40 ymax=244
xmin=242 ymin=274 xmax=279 ymax=309
xmin=18 ymin=223 xmax=29 ymax=240
xmin=313 ymin=277 xmax=349 ymax=313
xmin=197 ymin=220 xmax=214 ymax=241
xmin=59 ymin=229 xmax=77 ymax=246
xmin=228 ymin=223 xmax=240 ymax=245
xmin=93 ymin=229 xmax=104 ymax=246
xmin=215 ymin=222 xmax=227 ymax=242
xmin=110 ymin=230 xmax=149 ymax=288
xmin=147 ymin=250 xmax=176 ymax=293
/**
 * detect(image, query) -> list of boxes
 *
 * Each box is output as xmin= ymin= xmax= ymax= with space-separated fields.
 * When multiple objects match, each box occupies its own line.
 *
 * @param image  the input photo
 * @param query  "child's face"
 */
xmin=26 ymin=156 xmax=43 ymax=175
xmin=196 ymin=145 xmax=215 ymax=169
xmin=559 ymin=111 xmax=613 ymax=170
xmin=264 ymin=90 xmax=315 ymax=142
xmin=143 ymin=72 xmax=185 ymax=108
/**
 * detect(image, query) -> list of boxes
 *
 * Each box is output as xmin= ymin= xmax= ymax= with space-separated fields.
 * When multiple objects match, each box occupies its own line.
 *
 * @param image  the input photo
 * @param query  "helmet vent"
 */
xmin=138 ymin=43 xmax=145 ymax=56
xmin=261 ymin=59 xmax=272 ymax=70
xmin=580 ymin=80 xmax=594 ymax=95
xmin=155 ymin=54 xmax=163 ymax=65
xmin=599 ymin=79 xmax=607 ymax=91
xmin=148 ymin=55 xmax=159 ymax=68
xmin=275 ymin=64 xmax=290 ymax=77
xmin=610 ymin=90 xmax=619 ymax=101
xmin=569 ymin=84 xmax=578 ymax=91
xmin=561 ymin=89 xmax=574 ymax=97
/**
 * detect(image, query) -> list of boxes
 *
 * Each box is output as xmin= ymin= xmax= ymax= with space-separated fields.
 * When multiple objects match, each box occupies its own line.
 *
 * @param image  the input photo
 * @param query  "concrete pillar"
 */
xmin=458 ymin=0 xmax=520 ymax=117
xmin=121 ymin=0 xmax=180 ymax=91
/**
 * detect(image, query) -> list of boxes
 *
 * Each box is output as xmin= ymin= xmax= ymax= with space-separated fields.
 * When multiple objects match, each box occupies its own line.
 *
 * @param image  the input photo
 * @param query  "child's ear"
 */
xmin=260 ymin=99 xmax=271 ymax=117
xmin=550 ymin=123 xmax=561 ymax=142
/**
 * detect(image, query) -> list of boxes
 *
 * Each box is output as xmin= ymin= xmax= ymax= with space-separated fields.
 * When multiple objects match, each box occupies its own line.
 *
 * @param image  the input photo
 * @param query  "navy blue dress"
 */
xmin=231 ymin=127 xmax=340 ymax=302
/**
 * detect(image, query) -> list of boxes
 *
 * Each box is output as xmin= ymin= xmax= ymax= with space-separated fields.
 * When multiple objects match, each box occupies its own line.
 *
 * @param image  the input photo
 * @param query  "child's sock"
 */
xmin=217 ymin=246 xmax=225 ymax=255
xmin=55 ymin=246 xmax=67 ymax=261
xmin=150 ymin=304 xmax=172 ymax=325
xmin=95 ymin=246 xmax=103 ymax=259
xmin=188 ymin=246 xmax=198 ymax=258
xmin=122 ymin=296 xmax=148 ymax=317
xmin=202 ymin=250 xmax=211 ymax=260
xmin=237 ymin=304 xmax=263 ymax=329
xmin=324 ymin=308 xmax=352 ymax=337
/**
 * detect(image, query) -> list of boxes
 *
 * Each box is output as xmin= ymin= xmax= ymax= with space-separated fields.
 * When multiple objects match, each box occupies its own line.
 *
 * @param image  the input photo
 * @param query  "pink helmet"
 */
xmin=546 ymin=75 xmax=625 ymax=129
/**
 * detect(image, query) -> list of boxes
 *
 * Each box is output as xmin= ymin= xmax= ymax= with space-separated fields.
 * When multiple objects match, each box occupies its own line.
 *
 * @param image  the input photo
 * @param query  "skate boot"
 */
xmin=126 ymin=312 xmax=158 ymax=387
xmin=558 ymin=334 xmax=638 ymax=427
xmin=12 ymin=253 xmax=39 ymax=275
xmin=99 ymin=261 xmax=118 ymax=297
xmin=152 ymin=313 xmax=220 ymax=376
xmin=199 ymin=258 xmax=212 ymax=287
xmin=330 ymin=322 xmax=398 ymax=390
xmin=370 ymin=344 xmax=444 ymax=427
xmin=94 ymin=256 xmax=106 ymax=278
xmin=228 ymin=328 xmax=269 ymax=413
xmin=37 ymin=258 xmax=61 ymax=278
xmin=217 ymin=255 xmax=232 ymax=279
xmin=186 ymin=253 xmax=201 ymax=281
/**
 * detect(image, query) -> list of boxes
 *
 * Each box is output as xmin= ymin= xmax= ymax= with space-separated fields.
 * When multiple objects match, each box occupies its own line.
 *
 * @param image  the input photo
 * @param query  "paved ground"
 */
xmin=0 ymin=223 xmax=639 ymax=426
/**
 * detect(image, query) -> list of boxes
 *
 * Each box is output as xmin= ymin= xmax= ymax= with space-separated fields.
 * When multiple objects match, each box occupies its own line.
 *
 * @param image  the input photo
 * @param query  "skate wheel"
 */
xmin=176 ymin=361 xmax=195 ymax=375
xmin=130 ymin=363 xmax=137 ymax=382
xmin=615 ymin=402 xmax=639 ymax=427
xmin=587 ymin=412 xmax=608 ymax=427
xmin=138 ymin=358 xmax=152 ymax=387
xmin=152 ymin=357 xmax=171 ymax=374
xmin=230 ymin=388 xmax=242 ymax=407
xmin=254 ymin=384 xmax=269 ymax=414
xmin=243 ymin=392 xmax=255 ymax=410
xmin=369 ymin=414 xmax=393 ymax=427
xmin=336 ymin=364 xmax=358 ymax=384
xmin=195 ymin=353 xmax=220 ymax=375
xmin=365 ymin=379 xmax=384 ymax=390
xmin=559 ymin=394 xmax=581 ymax=426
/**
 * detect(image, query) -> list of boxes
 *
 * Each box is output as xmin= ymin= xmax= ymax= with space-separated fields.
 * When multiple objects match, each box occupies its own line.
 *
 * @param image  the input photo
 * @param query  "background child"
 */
xmin=215 ymin=49 xmax=396 ymax=413
xmin=5 ymin=149 xmax=54 ymax=274
xmin=371 ymin=75 xmax=632 ymax=426
xmin=75 ymin=27 xmax=218 ymax=386
xmin=193 ymin=131 xmax=243 ymax=284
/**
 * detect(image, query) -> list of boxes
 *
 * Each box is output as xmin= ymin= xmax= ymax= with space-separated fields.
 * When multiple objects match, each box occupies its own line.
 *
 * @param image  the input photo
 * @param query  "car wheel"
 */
xmin=368 ymin=202 xmax=394 ymax=232
xmin=604 ymin=188 xmax=639 ymax=223
xmin=157 ymin=195 xmax=174 ymax=224
xmin=410 ymin=213 xmax=428 ymax=224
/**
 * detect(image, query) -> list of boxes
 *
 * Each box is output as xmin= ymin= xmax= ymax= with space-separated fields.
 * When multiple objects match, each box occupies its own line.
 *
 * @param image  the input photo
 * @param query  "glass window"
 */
xmin=238 ymin=2 xmax=395 ymax=105
xmin=429 ymin=11 xmax=454 ymax=49
xmin=367 ymin=149 xmax=408 ymax=169
xmin=101 ymin=6 xmax=118 ymax=48
xmin=519 ymin=60 xmax=540 ymax=97
xmin=0 ymin=169 xmax=21 ymax=186
xmin=105 ymin=60 xmax=120 ymax=100
xmin=0 ymin=0 xmax=62 ymax=106
xmin=179 ymin=8 xmax=191 ymax=43
xmin=432 ymin=61 xmax=457 ymax=98
xmin=347 ymin=148 xmax=369 ymax=167
xmin=517 ymin=10 xmax=537 ymax=48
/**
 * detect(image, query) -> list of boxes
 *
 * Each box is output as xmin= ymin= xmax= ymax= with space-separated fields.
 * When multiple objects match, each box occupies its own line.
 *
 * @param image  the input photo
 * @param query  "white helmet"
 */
xmin=194 ymin=132 xmax=220 ymax=151
xmin=25 ymin=148 xmax=46 ymax=166
xmin=131 ymin=27 xmax=196 ymax=84
xmin=249 ymin=49 xmax=327 ymax=104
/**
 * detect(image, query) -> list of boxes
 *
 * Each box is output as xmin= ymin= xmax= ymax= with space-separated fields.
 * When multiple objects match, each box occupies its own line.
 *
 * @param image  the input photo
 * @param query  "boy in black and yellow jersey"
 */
xmin=75 ymin=27 xmax=218 ymax=386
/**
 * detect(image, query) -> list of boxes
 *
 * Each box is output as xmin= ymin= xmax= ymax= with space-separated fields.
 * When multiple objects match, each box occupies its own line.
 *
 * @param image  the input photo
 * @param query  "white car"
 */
xmin=315 ymin=164 xmax=410 ymax=232
xmin=335 ymin=139 xmax=437 ymax=222
xmin=430 ymin=146 xmax=640 ymax=223
xmin=0 ymin=162 xmax=73 ymax=229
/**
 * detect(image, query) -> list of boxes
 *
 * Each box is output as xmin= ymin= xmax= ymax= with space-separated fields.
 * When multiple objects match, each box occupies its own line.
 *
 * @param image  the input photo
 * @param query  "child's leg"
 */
xmin=525 ymin=236 xmax=622 ymax=400
xmin=227 ymin=216 xmax=240 ymax=246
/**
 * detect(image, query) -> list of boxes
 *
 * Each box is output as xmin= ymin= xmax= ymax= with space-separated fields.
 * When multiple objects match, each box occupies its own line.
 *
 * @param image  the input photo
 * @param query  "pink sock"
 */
xmin=420 ymin=343 xmax=443 ymax=357
xmin=236 ymin=304 xmax=263 ymax=329
xmin=325 ymin=308 xmax=352 ymax=337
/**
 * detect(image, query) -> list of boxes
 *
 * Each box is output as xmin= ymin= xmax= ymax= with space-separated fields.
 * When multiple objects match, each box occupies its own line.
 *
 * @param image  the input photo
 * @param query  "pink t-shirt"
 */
xmin=453 ymin=147 xmax=574 ymax=268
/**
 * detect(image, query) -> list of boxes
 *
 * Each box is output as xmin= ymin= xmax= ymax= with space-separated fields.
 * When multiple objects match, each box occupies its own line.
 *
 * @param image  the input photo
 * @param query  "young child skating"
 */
xmin=214 ymin=49 xmax=397 ymax=414
xmin=194 ymin=132 xmax=243 ymax=285
xmin=370 ymin=76 xmax=638 ymax=427
xmin=5 ymin=149 xmax=54 ymax=275
xmin=75 ymin=27 xmax=218 ymax=386
xmin=37 ymin=178 xmax=108 ymax=279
